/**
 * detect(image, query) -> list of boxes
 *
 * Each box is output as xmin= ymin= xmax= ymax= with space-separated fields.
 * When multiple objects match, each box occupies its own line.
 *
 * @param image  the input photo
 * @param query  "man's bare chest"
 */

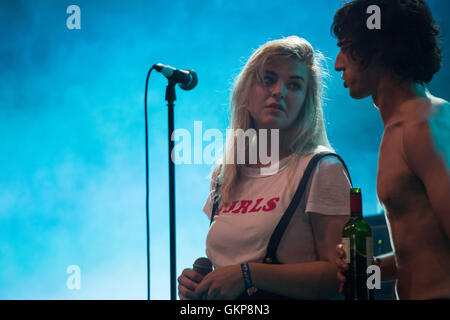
xmin=376 ymin=126 xmax=427 ymax=217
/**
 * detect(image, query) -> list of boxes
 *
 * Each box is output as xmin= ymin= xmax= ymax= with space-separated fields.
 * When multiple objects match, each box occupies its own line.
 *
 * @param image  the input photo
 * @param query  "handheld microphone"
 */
xmin=193 ymin=257 xmax=212 ymax=276
xmin=153 ymin=63 xmax=198 ymax=91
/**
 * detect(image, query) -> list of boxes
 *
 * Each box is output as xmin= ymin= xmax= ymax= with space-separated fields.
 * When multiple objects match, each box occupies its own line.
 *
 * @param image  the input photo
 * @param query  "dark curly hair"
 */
xmin=332 ymin=0 xmax=442 ymax=83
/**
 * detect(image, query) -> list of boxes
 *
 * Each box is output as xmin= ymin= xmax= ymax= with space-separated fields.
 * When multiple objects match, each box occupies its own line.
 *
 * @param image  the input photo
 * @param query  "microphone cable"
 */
xmin=144 ymin=66 xmax=155 ymax=300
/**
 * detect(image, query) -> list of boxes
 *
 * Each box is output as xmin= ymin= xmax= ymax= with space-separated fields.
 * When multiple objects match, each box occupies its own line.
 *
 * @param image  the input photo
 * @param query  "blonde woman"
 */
xmin=178 ymin=36 xmax=352 ymax=300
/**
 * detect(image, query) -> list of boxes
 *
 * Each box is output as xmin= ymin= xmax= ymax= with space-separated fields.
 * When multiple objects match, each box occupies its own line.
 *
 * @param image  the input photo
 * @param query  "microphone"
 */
xmin=153 ymin=63 xmax=198 ymax=91
xmin=193 ymin=257 xmax=212 ymax=276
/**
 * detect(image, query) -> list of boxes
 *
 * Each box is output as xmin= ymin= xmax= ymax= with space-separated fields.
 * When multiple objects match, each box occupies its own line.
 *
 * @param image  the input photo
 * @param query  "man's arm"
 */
xmin=403 ymin=117 xmax=450 ymax=239
xmin=374 ymin=252 xmax=397 ymax=282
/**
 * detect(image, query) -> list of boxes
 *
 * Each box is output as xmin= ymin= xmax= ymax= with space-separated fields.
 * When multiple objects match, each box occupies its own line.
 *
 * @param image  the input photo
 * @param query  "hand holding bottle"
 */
xmin=335 ymin=243 xmax=349 ymax=294
xmin=341 ymin=188 xmax=374 ymax=300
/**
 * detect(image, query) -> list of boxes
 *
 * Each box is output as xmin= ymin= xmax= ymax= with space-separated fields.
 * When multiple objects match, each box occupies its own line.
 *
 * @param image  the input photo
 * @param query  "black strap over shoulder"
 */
xmin=210 ymin=181 xmax=221 ymax=226
xmin=263 ymin=152 xmax=352 ymax=264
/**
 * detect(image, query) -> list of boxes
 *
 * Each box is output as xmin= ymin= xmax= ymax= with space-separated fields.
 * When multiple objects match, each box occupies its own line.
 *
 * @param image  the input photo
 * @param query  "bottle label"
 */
xmin=342 ymin=237 xmax=351 ymax=263
xmin=366 ymin=237 xmax=374 ymax=267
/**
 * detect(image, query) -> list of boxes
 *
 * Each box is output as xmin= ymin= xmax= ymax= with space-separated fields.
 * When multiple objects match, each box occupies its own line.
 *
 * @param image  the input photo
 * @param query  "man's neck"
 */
xmin=372 ymin=77 xmax=428 ymax=126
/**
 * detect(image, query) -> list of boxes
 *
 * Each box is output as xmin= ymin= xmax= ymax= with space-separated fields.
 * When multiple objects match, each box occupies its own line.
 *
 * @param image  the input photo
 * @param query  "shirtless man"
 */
xmin=332 ymin=0 xmax=450 ymax=299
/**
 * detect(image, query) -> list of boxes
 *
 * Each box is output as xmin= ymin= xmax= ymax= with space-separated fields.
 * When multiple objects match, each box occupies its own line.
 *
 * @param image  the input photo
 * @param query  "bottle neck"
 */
xmin=350 ymin=193 xmax=362 ymax=219
xmin=350 ymin=211 xmax=363 ymax=219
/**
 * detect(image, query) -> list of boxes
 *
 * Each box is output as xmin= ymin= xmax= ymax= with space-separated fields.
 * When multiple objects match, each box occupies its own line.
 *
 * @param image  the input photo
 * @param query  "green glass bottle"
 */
xmin=342 ymin=188 xmax=374 ymax=300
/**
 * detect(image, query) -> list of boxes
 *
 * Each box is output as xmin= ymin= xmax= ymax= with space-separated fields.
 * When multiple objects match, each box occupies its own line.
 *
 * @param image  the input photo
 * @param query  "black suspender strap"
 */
xmin=263 ymin=152 xmax=352 ymax=264
xmin=210 ymin=181 xmax=221 ymax=226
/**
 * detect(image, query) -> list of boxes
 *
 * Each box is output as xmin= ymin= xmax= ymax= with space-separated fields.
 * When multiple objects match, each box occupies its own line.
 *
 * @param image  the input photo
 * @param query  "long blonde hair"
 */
xmin=215 ymin=36 xmax=332 ymax=205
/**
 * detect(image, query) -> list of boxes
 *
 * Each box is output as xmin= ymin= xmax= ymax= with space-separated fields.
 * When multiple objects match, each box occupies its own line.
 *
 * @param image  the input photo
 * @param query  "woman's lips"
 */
xmin=264 ymin=103 xmax=284 ymax=112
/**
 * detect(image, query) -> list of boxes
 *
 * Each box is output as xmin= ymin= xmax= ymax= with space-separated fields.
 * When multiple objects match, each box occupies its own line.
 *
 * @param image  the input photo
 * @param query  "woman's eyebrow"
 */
xmin=264 ymin=70 xmax=278 ymax=77
xmin=289 ymin=75 xmax=305 ymax=82
xmin=265 ymin=70 xmax=304 ymax=81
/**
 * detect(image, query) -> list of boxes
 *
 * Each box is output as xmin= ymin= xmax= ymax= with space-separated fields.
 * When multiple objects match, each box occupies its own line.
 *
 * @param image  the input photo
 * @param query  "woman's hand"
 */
xmin=194 ymin=264 xmax=244 ymax=300
xmin=178 ymin=268 xmax=204 ymax=300
xmin=335 ymin=244 xmax=348 ymax=294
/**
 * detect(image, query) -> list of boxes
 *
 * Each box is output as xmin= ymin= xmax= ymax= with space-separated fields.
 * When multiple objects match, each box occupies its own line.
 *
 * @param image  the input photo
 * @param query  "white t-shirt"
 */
xmin=202 ymin=146 xmax=351 ymax=268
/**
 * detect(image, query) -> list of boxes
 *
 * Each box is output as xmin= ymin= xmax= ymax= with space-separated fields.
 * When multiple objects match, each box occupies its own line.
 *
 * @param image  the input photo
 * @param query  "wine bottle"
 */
xmin=342 ymin=188 xmax=374 ymax=300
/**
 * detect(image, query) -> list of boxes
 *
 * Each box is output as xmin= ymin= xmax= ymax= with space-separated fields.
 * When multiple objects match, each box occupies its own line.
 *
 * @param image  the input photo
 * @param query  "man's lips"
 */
xmin=342 ymin=74 xmax=348 ymax=88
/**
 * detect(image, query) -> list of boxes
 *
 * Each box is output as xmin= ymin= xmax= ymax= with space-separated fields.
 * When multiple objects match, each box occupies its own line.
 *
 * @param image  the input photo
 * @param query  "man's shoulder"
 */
xmin=407 ymin=97 xmax=448 ymax=126
xmin=427 ymin=95 xmax=449 ymax=122
xmin=429 ymin=95 xmax=449 ymax=108
xmin=401 ymin=96 xmax=447 ymax=130
xmin=401 ymin=96 xmax=450 ymax=166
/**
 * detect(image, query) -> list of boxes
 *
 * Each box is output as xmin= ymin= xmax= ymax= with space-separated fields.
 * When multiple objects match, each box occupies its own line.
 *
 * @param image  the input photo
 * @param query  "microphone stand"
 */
xmin=165 ymin=80 xmax=177 ymax=300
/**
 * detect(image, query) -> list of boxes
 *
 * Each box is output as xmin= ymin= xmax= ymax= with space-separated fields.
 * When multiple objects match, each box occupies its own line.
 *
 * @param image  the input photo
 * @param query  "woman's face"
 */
xmin=247 ymin=56 xmax=309 ymax=131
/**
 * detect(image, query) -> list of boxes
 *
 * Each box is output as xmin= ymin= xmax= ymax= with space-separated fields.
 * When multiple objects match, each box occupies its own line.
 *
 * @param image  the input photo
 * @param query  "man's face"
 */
xmin=334 ymin=39 xmax=378 ymax=99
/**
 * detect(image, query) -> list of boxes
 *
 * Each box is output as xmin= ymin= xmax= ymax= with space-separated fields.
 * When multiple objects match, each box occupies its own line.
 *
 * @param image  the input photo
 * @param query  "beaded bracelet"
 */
xmin=240 ymin=263 xmax=258 ymax=296
xmin=240 ymin=263 xmax=252 ymax=288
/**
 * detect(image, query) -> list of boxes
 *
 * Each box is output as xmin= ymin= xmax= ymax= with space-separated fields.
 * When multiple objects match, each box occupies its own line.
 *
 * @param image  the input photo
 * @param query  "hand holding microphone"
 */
xmin=193 ymin=257 xmax=213 ymax=276
xmin=177 ymin=257 xmax=212 ymax=300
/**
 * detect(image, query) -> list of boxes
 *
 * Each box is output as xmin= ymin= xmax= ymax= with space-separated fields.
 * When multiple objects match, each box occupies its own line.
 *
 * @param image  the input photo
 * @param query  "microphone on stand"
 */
xmin=193 ymin=257 xmax=213 ymax=276
xmin=153 ymin=63 xmax=198 ymax=91
xmin=145 ymin=63 xmax=198 ymax=300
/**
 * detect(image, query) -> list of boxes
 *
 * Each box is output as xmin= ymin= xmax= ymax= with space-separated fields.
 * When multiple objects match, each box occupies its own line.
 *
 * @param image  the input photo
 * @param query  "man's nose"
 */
xmin=335 ymin=50 xmax=345 ymax=71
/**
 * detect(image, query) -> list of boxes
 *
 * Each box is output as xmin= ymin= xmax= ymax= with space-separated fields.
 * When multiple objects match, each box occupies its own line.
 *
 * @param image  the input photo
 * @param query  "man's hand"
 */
xmin=335 ymin=244 xmax=349 ymax=294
